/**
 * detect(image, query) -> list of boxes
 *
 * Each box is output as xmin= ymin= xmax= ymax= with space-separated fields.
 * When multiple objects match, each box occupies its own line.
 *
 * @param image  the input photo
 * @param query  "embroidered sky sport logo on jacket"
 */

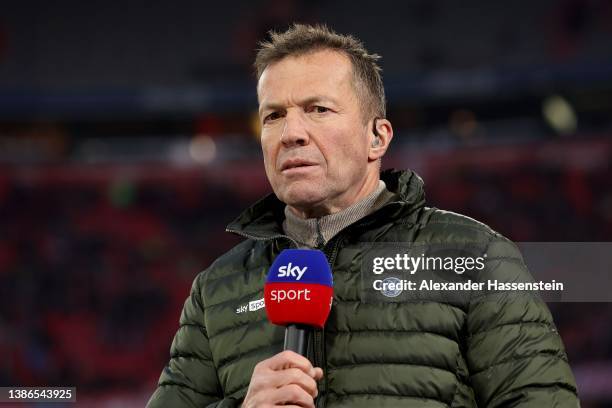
xmin=236 ymin=298 xmax=265 ymax=314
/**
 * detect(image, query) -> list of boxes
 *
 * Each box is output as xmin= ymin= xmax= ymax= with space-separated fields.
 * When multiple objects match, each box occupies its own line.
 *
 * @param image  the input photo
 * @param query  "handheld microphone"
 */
xmin=264 ymin=249 xmax=333 ymax=356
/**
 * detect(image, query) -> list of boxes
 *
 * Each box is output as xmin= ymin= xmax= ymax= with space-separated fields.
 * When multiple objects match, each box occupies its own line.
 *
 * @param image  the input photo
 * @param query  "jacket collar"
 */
xmin=226 ymin=169 xmax=426 ymax=240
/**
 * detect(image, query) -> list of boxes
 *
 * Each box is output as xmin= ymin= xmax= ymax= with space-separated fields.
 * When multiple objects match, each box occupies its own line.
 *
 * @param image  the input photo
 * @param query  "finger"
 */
xmin=276 ymin=406 xmax=313 ymax=408
xmin=277 ymin=368 xmax=318 ymax=398
xmin=271 ymin=384 xmax=315 ymax=408
xmin=312 ymin=367 xmax=323 ymax=380
xmin=274 ymin=405 xmax=314 ymax=408
xmin=262 ymin=350 xmax=317 ymax=376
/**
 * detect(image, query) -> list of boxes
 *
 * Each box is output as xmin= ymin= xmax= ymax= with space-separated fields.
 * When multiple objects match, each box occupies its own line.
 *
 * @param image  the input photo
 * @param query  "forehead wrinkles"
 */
xmin=257 ymin=51 xmax=357 ymax=108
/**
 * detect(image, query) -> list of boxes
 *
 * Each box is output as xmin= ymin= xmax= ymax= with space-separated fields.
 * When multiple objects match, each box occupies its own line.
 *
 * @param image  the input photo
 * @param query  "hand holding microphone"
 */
xmin=243 ymin=249 xmax=333 ymax=408
xmin=242 ymin=351 xmax=323 ymax=408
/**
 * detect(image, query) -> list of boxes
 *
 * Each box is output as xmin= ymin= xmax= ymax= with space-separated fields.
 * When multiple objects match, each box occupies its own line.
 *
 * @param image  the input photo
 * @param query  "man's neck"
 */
xmin=282 ymin=180 xmax=392 ymax=248
xmin=287 ymin=173 xmax=380 ymax=219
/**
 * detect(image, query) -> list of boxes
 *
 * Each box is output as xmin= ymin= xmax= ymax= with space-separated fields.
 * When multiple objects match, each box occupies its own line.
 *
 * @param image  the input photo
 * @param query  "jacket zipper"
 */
xmin=313 ymin=329 xmax=325 ymax=408
xmin=314 ymin=236 xmax=342 ymax=408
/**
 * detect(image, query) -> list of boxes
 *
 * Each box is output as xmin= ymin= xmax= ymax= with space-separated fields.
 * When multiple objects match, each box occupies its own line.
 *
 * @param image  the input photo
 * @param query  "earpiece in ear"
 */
xmin=371 ymin=137 xmax=380 ymax=147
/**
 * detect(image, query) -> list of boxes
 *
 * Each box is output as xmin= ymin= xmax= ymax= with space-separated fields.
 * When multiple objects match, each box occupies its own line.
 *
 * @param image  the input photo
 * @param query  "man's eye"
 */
xmin=309 ymin=106 xmax=329 ymax=114
xmin=264 ymin=112 xmax=282 ymax=123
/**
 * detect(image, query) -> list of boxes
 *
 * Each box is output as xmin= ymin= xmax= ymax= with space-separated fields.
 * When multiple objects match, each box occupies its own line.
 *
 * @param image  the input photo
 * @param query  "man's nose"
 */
xmin=280 ymin=110 xmax=309 ymax=147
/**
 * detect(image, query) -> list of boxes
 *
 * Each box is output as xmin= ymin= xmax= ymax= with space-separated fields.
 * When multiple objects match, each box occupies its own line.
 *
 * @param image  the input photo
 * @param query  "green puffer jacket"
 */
xmin=148 ymin=169 xmax=579 ymax=407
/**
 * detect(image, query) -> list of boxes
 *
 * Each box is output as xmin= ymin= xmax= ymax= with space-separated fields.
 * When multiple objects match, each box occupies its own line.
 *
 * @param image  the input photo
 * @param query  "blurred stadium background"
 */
xmin=1 ymin=0 xmax=612 ymax=406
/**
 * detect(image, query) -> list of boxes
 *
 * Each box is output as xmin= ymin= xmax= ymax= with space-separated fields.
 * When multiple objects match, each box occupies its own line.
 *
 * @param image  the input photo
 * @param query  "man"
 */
xmin=148 ymin=24 xmax=578 ymax=407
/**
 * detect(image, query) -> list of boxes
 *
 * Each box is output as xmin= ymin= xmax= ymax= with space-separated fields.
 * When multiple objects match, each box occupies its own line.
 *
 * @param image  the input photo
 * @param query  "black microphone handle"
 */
xmin=283 ymin=324 xmax=310 ymax=356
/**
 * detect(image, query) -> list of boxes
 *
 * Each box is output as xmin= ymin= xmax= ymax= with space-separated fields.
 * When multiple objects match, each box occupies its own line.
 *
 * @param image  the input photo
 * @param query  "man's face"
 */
xmin=257 ymin=50 xmax=373 ymax=216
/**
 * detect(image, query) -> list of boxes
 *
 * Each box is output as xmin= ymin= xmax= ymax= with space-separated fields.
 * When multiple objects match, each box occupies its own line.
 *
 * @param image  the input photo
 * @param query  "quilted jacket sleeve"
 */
xmin=147 ymin=272 xmax=239 ymax=408
xmin=466 ymin=236 xmax=579 ymax=407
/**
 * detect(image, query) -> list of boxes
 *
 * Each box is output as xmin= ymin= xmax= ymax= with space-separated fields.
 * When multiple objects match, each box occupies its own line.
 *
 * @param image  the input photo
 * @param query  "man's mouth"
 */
xmin=280 ymin=159 xmax=318 ymax=172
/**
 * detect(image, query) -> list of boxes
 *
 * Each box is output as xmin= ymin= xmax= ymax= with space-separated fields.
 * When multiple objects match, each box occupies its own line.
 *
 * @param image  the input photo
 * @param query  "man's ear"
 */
xmin=368 ymin=118 xmax=393 ymax=161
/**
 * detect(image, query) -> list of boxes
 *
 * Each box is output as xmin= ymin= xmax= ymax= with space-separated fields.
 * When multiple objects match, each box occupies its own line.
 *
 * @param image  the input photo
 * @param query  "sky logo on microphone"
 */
xmin=264 ymin=249 xmax=333 ymax=329
xmin=277 ymin=263 xmax=307 ymax=280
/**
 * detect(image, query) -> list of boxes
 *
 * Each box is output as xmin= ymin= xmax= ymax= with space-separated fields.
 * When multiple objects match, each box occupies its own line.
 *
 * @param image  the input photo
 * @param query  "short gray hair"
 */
xmin=254 ymin=23 xmax=386 ymax=121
